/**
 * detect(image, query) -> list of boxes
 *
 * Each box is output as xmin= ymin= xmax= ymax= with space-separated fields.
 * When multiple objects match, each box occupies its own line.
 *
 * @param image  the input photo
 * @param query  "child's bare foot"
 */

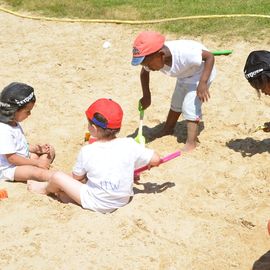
xmin=27 ymin=180 xmax=47 ymax=194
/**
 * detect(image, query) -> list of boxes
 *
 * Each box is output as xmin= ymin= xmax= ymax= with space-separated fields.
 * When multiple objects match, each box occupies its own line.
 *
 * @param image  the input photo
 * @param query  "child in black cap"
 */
xmin=0 ymin=82 xmax=55 ymax=182
xmin=244 ymin=50 xmax=270 ymax=94
xmin=244 ymin=50 xmax=270 ymax=131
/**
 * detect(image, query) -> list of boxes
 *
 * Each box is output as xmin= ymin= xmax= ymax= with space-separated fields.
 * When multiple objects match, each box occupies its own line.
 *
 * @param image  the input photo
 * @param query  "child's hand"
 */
xmin=263 ymin=122 xmax=270 ymax=132
xmin=134 ymin=173 xmax=140 ymax=184
xmin=140 ymin=96 xmax=151 ymax=110
xmin=197 ymin=81 xmax=210 ymax=102
xmin=35 ymin=144 xmax=51 ymax=154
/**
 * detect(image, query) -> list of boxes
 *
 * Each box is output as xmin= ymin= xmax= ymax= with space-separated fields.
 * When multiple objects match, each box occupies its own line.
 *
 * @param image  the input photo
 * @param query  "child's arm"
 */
xmin=197 ymin=50 xmax=215 ymax=102
xmin=139 ymin=67 xmax=151 ymax=110
xmin=5 ymin=153 xmax=49 ymax=169
xmin=134 ymin=151 xmax=160 ymax=183
xmin=148 ymin=152 xmax=161 ymax=169
xmin=72 ymin=172 xmax=86 ymax=183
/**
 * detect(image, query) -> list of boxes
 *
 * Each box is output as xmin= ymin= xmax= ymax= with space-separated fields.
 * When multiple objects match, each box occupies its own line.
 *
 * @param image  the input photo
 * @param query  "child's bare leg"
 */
xmin=182 ymin=120 xmax=198 ymax=152
xmin=27 ymin=172 xmax=82 ymax=205
xmin=45 ymin=172 xmax=82 ymax=205
xmin=29 ymin=153 xmax=39 ymax=160
xmin=57 ymin=191 xmax=76 ymax=204
xmin=14 ymin=165 xmax=54 ymax=182
xmin=158 ymin=109 xmax=181 ymax=137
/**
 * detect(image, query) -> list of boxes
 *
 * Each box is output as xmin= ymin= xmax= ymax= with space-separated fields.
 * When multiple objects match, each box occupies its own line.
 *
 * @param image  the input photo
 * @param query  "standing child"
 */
xmin=27 ymin=98 xmax=160 ymax=213
xmin=131 ymin=31 xmax=216 ymax=151
xmin=0 ymin=82 xmax=55 ymax=182
xmin=244 ymin=50 xmax=270 ymax=132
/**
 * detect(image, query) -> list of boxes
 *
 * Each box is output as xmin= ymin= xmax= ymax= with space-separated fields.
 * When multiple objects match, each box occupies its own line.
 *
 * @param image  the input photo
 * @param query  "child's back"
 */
xmin=74 ymin=137 xmax=154 ymax=212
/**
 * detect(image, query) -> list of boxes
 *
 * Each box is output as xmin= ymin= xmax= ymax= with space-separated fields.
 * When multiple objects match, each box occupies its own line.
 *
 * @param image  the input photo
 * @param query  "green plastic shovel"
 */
xmin=135 ymin=102 xmax=146 ymax=146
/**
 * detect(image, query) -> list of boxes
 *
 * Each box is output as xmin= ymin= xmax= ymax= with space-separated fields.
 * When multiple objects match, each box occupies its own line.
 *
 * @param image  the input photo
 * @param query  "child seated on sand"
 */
xmin=28 ymin=98 xmax=160 ymax=213
xmin=0 ymin=82 xmax=55 ymax=183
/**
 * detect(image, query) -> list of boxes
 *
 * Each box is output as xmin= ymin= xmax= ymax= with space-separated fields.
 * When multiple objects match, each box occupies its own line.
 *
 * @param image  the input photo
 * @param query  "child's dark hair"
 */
xmin=244 ymin=50 xmax=270 ymax=93
xmin=249 ymin=73 xmax=270 ymax=93
xmin=252 ymin=250 xmax=270 ymax=270
xmin=0 ymin=82 xmax=36 ymax=123
xmin=90 ymin=112 xmax=120 ymax=139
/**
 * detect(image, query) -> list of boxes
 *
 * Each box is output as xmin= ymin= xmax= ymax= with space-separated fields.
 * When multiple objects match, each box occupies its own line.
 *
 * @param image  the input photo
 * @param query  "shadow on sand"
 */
xmin=127 ymin=120 xmax=205 ymax=144
xmin=226 ymin=138 xmax=270 ymax=157
xmin=133 ymin=181 xmax=175 ymax=194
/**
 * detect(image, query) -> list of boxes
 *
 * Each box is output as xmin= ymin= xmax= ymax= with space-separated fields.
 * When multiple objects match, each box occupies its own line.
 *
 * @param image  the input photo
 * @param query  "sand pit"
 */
xmin=0 ymin=11 xmax=270 ymax=270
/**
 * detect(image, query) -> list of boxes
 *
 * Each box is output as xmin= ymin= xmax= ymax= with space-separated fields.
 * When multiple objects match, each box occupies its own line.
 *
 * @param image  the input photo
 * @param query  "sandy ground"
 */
xmin=0 ymin=11 xmax=270 ymax=270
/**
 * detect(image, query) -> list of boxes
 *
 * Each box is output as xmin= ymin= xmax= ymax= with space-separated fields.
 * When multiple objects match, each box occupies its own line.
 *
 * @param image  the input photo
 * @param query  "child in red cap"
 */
xmin=132 ymin=31 xmax=216 ymax=151
xmin=244 ymin=50 xmax=270 ymax=132
xmin=28 ymin=98 xmax=160 ymax=213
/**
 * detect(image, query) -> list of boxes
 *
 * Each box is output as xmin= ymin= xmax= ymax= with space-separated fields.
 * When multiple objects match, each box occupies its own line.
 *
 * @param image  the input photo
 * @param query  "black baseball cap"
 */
xmin=244 ymin=50 xmax=270 ymax=81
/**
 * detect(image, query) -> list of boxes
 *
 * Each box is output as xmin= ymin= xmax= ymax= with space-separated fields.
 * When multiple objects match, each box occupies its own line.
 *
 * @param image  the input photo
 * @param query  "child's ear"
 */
xmin=159 ymin=50 xmax=166 ymax=60
xmin=93 ymin=125 xmax=98 ymax=133
xmin=158 ymin=49 xmax=165 ymax=56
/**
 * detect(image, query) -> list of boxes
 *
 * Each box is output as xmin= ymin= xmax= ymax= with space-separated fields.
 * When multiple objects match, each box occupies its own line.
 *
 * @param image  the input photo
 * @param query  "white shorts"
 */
xmin=170 ymin=80 xmax=211 ymax=121
xmin=80 ymin=184 xmax=129 ymax=214
xmin=0 ymin=166 xmax=16 ymax=181
xmin=80 ymin=185 xmax=116 ymax=214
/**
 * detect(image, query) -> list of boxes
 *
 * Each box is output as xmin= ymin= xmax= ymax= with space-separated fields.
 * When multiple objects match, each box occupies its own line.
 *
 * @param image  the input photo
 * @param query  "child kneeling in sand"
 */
xmin=28 ymin=98 xmax=160 ymax=213
xmin=131 ymin=31 xmax=216 ymax=151
xmin=0 ymin=82 xmax=55 ymax=182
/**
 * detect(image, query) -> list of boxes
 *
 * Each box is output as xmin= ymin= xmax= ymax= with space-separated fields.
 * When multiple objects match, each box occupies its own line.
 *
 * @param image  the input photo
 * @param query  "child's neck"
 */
xmin=163 ymin=45 xmax=172 ymax=67
xmin=95 ymin=136 xmax=117 ymax=143
xmin=8 ymin=121 xmax=18 ymax=127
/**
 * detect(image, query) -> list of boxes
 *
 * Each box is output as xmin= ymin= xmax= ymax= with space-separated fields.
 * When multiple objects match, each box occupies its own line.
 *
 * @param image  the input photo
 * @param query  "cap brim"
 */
xmin=131 ymin=56 xmax=145 ymax=66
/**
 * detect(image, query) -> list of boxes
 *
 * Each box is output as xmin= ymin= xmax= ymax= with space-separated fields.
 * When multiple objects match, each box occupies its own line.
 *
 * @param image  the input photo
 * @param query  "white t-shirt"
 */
xmin=73 ymin=137 xmax=154 ymax=213
xmin=0 ymin=122 xmax=29 ymax=172
xmin=145 ymin=40 xmax=216 ymax=84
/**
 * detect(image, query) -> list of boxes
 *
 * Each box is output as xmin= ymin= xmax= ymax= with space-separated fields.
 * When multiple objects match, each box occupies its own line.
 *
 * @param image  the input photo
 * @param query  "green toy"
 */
xmin=212 ymin=50 xmax=233 ymax=56
xmin=135 ymin=101 xmax=146 ymax=146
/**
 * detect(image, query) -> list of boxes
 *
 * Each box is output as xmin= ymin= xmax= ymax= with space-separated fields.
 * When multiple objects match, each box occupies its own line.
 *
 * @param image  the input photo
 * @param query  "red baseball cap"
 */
xmin=85 ymin=98 xmax=123 ymax=129
xmin=131 ymin=31 xmax=165 ymax=66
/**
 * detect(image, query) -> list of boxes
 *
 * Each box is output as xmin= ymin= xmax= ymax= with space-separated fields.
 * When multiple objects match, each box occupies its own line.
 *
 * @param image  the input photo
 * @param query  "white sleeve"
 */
xmin=0 ymin=126 xmax=16 ymax=154
xmin=132 ymin=141 xmax=154 ymax=169
xmin=72 ymin=148 xmax=87 ymax=176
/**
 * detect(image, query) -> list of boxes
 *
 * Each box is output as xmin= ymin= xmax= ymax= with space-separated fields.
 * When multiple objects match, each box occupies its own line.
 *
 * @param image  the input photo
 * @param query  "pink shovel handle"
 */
xmin=134 ymin=150 xmax=181 ymax=175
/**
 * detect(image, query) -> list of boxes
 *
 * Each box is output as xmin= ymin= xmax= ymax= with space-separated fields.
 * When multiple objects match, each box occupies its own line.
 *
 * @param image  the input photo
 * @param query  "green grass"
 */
xmin=1 ymin=0 xmax=270 ymax=40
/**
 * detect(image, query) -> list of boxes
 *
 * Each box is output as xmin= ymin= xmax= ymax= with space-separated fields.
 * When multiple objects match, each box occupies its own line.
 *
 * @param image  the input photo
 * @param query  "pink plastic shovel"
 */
xmin=134 ymin=150 xmax=181 ymax=176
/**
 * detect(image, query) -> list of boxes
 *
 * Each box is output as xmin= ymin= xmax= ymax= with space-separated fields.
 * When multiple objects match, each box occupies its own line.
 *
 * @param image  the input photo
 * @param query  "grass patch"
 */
xmin=0 ymin=0 xmax=269 ymax=40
